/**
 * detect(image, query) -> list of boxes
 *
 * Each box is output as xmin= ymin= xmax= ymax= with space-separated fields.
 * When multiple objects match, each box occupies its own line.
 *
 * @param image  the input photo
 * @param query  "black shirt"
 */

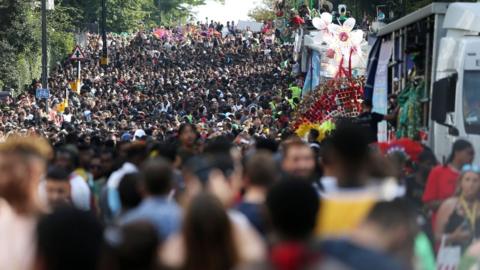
xmin=405 ymin=175 xmax=425 ymax=209
xmin=356 ymin=112 xmax=384 ymax=143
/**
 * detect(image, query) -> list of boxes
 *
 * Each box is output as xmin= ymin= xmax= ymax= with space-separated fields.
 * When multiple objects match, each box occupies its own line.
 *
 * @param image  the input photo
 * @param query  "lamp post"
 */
xmin=41 ymin=0 xmax=49 ymax=112
xmin=100 ymin=0 xmax=108 ymax=66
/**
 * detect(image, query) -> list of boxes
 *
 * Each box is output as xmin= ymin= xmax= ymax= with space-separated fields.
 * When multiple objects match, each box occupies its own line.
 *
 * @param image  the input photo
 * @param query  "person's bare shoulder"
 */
xmin=438 ymin=197 xmax=459 ymax=214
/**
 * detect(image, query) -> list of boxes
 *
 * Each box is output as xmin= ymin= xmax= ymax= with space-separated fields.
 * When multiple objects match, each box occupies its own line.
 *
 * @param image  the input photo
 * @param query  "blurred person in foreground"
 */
xmin=102 ymin=221 xmax=159 ymax=270
xmin=0 ymin=135 xmax=52 ymax=270
xmin=44 ymin=166 xmax=72 ymax=209
xmin=236 ymin=150 xmax=279 ymax=236
xmin=266 ymin=179 xmax=350 ymax=270
xmin=34 ymin=207 xmax=103 ymax=270
xmin=161 ymin=193 xmax=240 ymax=270
xmin=52 ymin=147 xmax=91 ymax=211
xmin=116 ymin=172 xmax=143 ymax=218
xmin=320 ymin=199 xmax=416 ymax=270
xmin=118 ymin=158 xmax=181 ymax=241
xmin=162 ymin=146 xmax=265 ymax=267
xmin=106 ymin=142 xmax=148 ymax=220
xmin=280 ymin=138 xmax=316 ymax=180
xmin=314 ymin=124 xmax=381 ymax=238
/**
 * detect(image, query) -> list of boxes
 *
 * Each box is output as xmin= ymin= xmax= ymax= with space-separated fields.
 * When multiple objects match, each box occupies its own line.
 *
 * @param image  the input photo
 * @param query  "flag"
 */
xmin=57 ymin=101 xmax=65 ymax=113
xmin=302 ymin=50 xmax=321 ymax=96
xmin=69 ymin=81 xmax=77 ymax=93
xmin=69 ymin=80 xmax=81 ymax=93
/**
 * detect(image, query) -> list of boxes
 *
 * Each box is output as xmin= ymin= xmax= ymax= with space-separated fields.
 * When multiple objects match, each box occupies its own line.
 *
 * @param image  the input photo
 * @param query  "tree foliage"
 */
xmin=0 ymin=0 xmax=40 ymax=91
xmin=248 ymin=0 xmax=297 ymax=22
xmin=65 ymin=0 xmax=219 ymax=32
xmin=0 ymin=0 xmax=222 ymax=91
xmin=248 ymin=2 xmax=276 ymax=22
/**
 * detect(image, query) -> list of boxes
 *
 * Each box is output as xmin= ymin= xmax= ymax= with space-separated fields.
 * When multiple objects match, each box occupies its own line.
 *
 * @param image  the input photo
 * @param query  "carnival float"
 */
xmin=289 ymin=7 xmax=369 ymax=140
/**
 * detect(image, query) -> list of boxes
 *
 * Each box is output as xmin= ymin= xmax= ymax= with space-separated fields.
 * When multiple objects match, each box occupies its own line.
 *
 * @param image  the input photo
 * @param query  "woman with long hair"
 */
xmin=161 ymin=193 xmax=239 ymax=270
xmin=423 ymin=139 xmax=474 ymax=214
xmin=177 ymin=123 xmax=199 ymax=153
xmin=435 ymin=165 xmax=480 ymax=250
xmin=183 ymin=193 xmax=238 ymax=270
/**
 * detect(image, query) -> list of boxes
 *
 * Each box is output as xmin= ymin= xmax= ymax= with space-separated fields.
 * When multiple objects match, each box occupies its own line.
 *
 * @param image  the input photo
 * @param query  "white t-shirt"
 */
xmin=63 ymin=114 xmax=72 ymax=123
xmin=320 ymin=176 xmax=338 ymax=195
xmin=70 ymin=174 xmax=91 ymax=211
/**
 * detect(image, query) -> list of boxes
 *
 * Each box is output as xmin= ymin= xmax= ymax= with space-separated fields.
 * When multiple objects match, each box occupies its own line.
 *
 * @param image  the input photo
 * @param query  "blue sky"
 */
xmin=192 ymin=0 xmax=262 ymax=23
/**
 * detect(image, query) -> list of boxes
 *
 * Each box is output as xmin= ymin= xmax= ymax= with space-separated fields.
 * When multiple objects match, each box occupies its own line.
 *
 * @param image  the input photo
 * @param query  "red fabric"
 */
xmin=270 ymin=243 xmax=306 ymax=270
xmin=291 ymin=16 xmax=305 ymax=25
xmin=395 ymin=138 xmax=423 ymax=162
xmin=376 ymin=138 xmax=424 ymax=162
xmin=262 ymin=25 xmax=270 ymax=34
xmin=422 ymin=165 xmax=460 ymax=203
xmin=423 ymin=165 xmax=460 ymax=230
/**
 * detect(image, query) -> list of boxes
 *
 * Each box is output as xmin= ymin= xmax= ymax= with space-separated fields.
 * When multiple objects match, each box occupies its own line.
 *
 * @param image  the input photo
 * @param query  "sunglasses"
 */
xmin=462 ymin=164 xmax=480 ymax=174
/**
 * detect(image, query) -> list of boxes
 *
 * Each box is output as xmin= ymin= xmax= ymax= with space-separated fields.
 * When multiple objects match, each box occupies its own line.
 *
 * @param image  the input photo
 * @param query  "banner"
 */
xmin=302 ymin=50 xmax=321 ymax=96
xmin=69 ymin=80 xmax=81 ymax=94
xmin=372 ymin=40 xmax=393 ymax=142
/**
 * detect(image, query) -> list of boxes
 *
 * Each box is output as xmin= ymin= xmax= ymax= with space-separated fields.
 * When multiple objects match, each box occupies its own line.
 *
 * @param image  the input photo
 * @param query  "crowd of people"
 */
xmin=0 ymin=20 xmax=480 ymax=270
xmin=0 ymin=21 xmax=295 ymax=145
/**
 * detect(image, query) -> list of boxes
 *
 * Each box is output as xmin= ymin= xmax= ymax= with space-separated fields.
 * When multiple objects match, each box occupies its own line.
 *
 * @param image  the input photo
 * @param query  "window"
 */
xmin=463 ymin=71 xmax=480 ymax=135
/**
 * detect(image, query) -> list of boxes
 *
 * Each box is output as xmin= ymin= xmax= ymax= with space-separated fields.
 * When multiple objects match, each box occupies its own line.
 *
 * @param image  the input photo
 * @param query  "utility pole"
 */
xmin=41 ymin=0 xmax=49 ymax=113
xmin=101 ymin=0 xmax=108 ymax=66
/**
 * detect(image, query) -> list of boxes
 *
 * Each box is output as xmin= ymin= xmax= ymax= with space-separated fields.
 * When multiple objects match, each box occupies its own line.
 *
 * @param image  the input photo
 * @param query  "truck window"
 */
xmin=463 ymin=70 xmax=480 ymax=135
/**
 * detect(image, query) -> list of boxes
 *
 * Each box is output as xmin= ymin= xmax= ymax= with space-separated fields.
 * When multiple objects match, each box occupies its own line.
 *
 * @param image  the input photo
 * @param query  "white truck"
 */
xmin=372 ymin=2 xmax=480 ymax=163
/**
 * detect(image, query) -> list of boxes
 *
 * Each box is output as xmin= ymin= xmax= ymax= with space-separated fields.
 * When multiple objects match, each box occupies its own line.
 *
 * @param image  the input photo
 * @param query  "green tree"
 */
xmin=0 ymin=0 xmax=225 ymax=91
xmin=248 ymin=0 xmax=298 ymax=22
xmin=151 ymin=0 xmax=218 ymax=26
xmin=0 ymin=0 xmax=76 ymax=91
xmin=0 ymin=0 xmax=40 ymax=91
xmin=248 ymin=0 xmax=276 ymax=22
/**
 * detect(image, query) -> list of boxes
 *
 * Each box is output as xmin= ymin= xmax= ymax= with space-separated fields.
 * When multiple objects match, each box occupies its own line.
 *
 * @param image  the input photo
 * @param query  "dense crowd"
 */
xmin=1 ymin=21 xmax=480 ymax=270
xmin=0 ymin=22 xmax=296 ymax=145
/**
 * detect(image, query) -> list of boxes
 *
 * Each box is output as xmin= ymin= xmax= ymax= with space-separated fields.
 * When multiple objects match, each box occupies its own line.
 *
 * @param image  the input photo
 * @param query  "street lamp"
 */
xmin=100 ymin=0 xmax=108 ymax=66
xmin=41 ymin=0 xmax=49 ymax=112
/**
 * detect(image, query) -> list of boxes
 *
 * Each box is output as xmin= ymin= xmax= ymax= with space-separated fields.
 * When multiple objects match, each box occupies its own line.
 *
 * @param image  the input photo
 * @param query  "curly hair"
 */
xmin=0 ymin=134 xmax=53 ymax=161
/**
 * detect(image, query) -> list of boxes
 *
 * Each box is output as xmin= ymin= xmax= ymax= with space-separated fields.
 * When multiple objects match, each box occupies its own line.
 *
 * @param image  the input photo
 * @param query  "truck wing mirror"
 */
xmin=431 ymin=73 xmax=457 ymax=124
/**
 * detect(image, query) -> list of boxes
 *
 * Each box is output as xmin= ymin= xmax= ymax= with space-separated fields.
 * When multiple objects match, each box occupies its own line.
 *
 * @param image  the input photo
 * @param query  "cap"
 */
xmin=121 ymin=132 xmax=132 ymax=142
xmin=134 ymin=129 xmax=146 ymax=139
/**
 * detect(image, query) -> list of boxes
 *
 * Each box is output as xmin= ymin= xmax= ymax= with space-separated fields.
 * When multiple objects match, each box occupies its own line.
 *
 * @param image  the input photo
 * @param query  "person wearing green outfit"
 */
xmin=289 ymin=84 xmax=302 ymax=100
xmin=414 ymin=232 xmax=436 ymax=270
